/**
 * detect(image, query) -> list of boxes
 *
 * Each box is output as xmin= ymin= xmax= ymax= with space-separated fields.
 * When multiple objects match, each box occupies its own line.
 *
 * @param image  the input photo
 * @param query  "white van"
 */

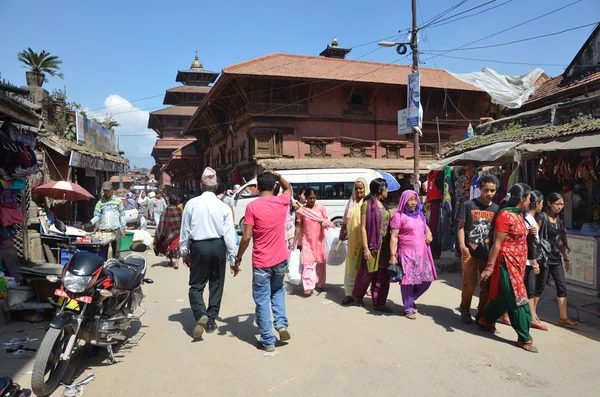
xmin=233 ymin=168 xmax=382 ymax=231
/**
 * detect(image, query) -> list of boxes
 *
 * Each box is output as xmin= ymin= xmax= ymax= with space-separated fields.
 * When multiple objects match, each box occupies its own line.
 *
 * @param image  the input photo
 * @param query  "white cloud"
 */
xmin=89 ymin=95 xmax=156 ymax=169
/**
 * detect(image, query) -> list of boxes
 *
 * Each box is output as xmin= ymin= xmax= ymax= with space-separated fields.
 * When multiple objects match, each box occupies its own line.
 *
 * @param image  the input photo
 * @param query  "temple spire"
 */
xmin=191 ymin=50 xmax=203 ymax=70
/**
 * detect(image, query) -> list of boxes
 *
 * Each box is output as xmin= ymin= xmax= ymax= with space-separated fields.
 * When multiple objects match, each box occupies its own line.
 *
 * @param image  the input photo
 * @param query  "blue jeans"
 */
xmin=252 ymin=260 xmax=289 ymax=348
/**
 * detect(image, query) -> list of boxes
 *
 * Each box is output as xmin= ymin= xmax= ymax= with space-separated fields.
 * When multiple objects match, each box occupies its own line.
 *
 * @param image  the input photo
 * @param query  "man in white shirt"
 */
xmin=179 ymin=167 xmax=238 ymax=339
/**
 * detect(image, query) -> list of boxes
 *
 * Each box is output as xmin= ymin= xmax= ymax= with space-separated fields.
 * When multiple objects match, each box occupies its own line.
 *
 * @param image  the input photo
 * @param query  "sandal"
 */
xmin=559 ymin=318 xmax=579 ymax=328
xmin=341 ymin=296 xmax=355 ymax=305
xmin=366 ymin=290 xmax=372 ymax=297
xmin=530 ymin=322 xmax=549 ymax=331
xmin=355 ymin=298 xmax=365 ymax=307
xmin=478 ymin=318 xmax=500 ymax=334
xmin=304 ymin=290 xmax=314 ymax=296
xmin=498 ymin=315 xmax=511 ymax=326
xmin=517 ymin=340 xmax=538 ymax=353
xmin=405 ymin=312 xmax=417 ymax=320
xmin=413 ymin=303 xmax=418 ymax=313
xmin=373 ymin=305 xmax=393 ymax=313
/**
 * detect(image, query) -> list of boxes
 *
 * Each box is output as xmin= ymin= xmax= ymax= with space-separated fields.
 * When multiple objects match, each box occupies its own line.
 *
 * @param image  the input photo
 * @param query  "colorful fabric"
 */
xmin=302 ymin=261 xmax=326 ymax=291
xmin=91 ymin=195 xmax=125 ymax=230
xmin=244 ymin=193 xmax=290 ymax=268
xmin=483 ymin=263 xmax=532 ymax=343
xmin=361 ymin=200 xmax=390 ymax=273
xmin=353 ymin=266 xmax=390 ymax=304
xmin=391 ymin=191 xmax=437 ymax=285
xmin=296 ymin=204 xmax=328 ymax=265
xmin=154 ymin=205 xmax=183 ymax=256
xmin=400 ymin=190 xmax=427 ymax=234
xmin=488 ymin=208 xmax=529 ymax=306
xmin=0 ymin=205 xmax=24 ymax=227
xmin=343 ymin=177 xmax=368 ymax=224
xmin=365 ymin=198 xmax=382 ymax=252
xmin=401 ymin=282 xmax=431 ymax=314
xmin=344 ymin=197 xmax=367 ymax=279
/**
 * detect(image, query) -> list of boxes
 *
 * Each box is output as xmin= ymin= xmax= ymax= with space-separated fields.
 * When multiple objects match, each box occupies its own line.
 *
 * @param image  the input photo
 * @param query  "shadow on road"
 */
xmin=151 ymin=260 xmax=174 ymax=268
xmin=216 ymin=313 xmax=259 ymax=348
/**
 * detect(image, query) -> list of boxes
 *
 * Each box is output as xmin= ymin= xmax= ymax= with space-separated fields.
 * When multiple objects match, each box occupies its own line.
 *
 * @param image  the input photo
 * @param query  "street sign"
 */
xmin=407 ymin=71 xmax=421 ymax=128
xmin=398 ymin=104 xmax=423 ymax=135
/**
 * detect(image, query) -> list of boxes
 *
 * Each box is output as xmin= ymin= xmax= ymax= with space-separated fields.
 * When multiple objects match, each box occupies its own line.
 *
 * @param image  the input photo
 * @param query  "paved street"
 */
xmin=2 ymin=250 xmax=600 ymax=397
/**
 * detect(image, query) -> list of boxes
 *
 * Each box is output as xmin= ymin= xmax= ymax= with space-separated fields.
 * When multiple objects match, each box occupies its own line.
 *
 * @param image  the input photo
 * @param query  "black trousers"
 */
xmin=188 ymin=238 xmax=226 ymax=321
xmin=534 ymin=263 xmax=567 ymax=298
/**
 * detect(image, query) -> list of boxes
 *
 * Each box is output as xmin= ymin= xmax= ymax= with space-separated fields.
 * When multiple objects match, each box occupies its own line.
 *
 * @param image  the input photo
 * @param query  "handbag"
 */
xmin=537 ymin=213 xmax=553 ymax=269
xmin=387 ymin=255 xmax=403 ymax=282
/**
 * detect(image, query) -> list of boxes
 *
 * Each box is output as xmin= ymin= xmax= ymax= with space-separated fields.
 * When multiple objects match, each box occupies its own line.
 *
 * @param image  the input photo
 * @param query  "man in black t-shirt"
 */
xmin=457 ymin=173 xmax=500 ymax=324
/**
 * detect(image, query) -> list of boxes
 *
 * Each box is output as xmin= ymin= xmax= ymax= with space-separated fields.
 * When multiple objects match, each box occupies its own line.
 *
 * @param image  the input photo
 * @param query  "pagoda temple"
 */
xmin=149 ymin=52 xmax=218 ymax=186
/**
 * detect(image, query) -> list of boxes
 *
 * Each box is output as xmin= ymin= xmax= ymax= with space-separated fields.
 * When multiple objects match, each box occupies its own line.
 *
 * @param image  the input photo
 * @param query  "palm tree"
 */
xmin=17 ymin=48 xmax=64 ymax=87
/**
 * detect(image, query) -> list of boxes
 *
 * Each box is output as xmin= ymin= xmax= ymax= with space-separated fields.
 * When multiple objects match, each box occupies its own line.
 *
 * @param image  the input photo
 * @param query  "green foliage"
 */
xmin=50 ymin=86 xmax=67 ymax=102
xmin=48 ymin=111 xmax=77 ymax=142
xmin=17 ymin=48 xmax=64 ymax=80
xmin=99 ymin=114 xmax=120 ymax=132
xmin=571 ymin=113 xmax=594 ymax=125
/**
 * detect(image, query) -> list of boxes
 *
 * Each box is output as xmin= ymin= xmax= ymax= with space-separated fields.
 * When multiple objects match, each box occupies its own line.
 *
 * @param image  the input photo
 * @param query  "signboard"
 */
xmin=565 ymin=234 xmax=598 ymax=289
xmin=398 ymin=104 xmax=424 ymax=136
xmin=76 ymin=112 xmax=118 ymax=154
xmin=69 ymin=151 xmax=126 ymax=173
xmin=407 ymin=71 xmax=421 ymax=128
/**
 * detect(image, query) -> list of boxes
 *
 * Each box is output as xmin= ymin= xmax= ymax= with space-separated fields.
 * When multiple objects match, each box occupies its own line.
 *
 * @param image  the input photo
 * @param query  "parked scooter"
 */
xmin=31 ymin=221 xmax=153 ymax=397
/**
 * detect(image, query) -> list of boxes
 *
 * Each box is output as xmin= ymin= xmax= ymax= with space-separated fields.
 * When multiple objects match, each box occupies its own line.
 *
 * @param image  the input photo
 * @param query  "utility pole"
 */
xmin=411 ymin=0 xmax=420 ymax=191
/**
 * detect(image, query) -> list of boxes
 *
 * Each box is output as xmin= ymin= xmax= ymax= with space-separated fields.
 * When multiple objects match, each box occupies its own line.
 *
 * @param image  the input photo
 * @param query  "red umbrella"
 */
xmin=33 ymin=180 xmax=94 ymax=201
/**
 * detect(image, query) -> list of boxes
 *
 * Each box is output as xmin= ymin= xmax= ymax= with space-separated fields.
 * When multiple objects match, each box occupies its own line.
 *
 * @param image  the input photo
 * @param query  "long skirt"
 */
xmin=302 ymin=262 xmax=326 ymax=291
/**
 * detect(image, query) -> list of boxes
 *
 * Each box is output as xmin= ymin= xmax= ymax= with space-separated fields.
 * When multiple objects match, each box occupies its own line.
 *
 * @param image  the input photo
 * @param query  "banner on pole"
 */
xmin=398 ymin=104 xmax=423 ymax=135
xmin=407 ymin=71 xmax=421 ymax=128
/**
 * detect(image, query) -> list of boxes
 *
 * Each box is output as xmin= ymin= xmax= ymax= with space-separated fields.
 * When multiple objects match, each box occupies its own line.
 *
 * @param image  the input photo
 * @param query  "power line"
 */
xmin=420 ymin=0 xmax=468 ymax=29
xmin=418 ymin=52 xmax=598 ymax=67
xmin=425 ymin=22 xmax=599 ymax=52
xmin=422 ymin=0 xmax=497 ymax=29
xmin=421 ymin=0 xmax=584 ymax=62
xmin=425 ymin=0 xmax=513 ymax=29
xmin=83 ymin=33 xmax=402 ymax=113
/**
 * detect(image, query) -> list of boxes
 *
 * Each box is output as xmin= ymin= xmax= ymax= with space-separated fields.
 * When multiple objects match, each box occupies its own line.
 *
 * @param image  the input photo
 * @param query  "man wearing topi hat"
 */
xmin=180 ymin=167 xmax=239 ymax=338
xmin=91 ymin=181 xmax=126 ymax=259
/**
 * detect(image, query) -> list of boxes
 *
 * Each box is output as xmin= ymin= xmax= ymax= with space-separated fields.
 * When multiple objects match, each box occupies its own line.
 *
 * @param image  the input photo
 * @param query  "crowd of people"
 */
xmin=137 ymin=167 xmax=578 ymax=354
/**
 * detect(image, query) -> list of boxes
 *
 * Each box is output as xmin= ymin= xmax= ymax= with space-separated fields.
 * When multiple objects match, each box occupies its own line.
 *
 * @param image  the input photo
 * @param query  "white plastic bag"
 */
xmin=324 ymin=227 xmax=347 ymax=266
xmin=288 ymin=249 xmax=302 ymax=285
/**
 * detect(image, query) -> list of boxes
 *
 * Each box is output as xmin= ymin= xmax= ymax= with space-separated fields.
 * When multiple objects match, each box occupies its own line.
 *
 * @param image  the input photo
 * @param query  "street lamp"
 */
xmin=378 ymin=41 xmax=409 ymax=55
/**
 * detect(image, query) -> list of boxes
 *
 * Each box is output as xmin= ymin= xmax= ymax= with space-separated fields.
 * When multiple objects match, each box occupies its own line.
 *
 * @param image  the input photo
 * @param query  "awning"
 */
xmin=517 ymin=134 xmax=600 ymax=152
xmin=429 ymin=141 xmax=519 ymax=170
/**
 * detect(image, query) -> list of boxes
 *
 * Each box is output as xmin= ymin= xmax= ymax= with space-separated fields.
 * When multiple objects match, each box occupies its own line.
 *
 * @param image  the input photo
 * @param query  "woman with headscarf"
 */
xmin=339 ymin=177 xmax=368 ymax=305
xmin=352 ymin=178 xmax=391 ymax=310
xmin=137 ymin=191 xmax=149 ymax=231
xmin=390 ymin=190 xmax=437 ymax=320
xmin=154 ymin=194 xmax=183 ymax=269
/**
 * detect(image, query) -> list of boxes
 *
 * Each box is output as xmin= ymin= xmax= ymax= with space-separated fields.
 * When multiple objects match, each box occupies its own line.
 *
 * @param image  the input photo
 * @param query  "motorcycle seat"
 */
xmin=123 ymin=256 xmax=145 ymax=269
xmin=107 ymin=264 xmax=142 ymax=290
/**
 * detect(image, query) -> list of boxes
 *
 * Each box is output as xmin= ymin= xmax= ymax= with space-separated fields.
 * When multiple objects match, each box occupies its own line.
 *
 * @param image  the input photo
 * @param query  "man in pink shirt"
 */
xmin=235 ymin=171 xmax=292 ymax=352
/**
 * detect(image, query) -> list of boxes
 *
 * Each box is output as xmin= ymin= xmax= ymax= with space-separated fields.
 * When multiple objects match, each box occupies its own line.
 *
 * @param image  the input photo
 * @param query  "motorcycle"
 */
xmin=31 ymin=222 xmax=153 ymax=397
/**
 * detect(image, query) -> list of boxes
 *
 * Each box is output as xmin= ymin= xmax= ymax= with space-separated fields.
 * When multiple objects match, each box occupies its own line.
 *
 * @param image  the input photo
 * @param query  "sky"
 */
xmin=1 ymin=0 xmax=598 ymax=168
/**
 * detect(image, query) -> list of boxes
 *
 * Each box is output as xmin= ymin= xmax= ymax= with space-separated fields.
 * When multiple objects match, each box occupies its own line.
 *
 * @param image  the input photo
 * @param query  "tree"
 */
xmin=17 ymin=48 xmax=64 ymax=81
xmin=100 ymin=115 xmax=120 ymax=133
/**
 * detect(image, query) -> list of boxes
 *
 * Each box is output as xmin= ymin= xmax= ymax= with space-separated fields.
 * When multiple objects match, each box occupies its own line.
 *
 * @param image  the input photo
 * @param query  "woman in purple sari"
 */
xmin=390 ymin=190 xmax=437 ymax=319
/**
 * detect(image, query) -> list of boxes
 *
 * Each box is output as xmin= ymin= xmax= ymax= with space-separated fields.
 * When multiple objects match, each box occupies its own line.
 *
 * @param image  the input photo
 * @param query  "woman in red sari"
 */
xmin=154 ymin=194 xmax=183 ymax=270
xmin=480 ymin=183 xmax=538 ymax=353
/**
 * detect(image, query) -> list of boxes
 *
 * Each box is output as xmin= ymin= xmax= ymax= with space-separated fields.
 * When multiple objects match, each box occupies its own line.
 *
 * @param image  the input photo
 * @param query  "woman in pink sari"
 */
xmin=390 ymin=190 xmax=437 ymax=319
xmin=293 ymin=188 xmax=333 ymax=295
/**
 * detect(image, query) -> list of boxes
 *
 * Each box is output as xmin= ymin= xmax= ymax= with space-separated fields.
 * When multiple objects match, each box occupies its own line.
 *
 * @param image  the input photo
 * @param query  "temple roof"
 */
xmin=149 ymin=106 xmax=197 ymax=117
xmin=163 ymin=85 xmax=211 ymax=105
xmin=176 ymin=52 xmax=219 ymax=86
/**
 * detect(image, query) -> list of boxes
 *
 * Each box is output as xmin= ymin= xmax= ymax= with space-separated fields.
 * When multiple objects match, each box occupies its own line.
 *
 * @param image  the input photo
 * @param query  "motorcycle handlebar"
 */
xmin=57 ymin=243 xmax=78 ymax=253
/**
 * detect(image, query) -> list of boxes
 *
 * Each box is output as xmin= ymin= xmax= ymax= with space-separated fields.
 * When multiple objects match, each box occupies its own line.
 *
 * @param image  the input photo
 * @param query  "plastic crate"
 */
xmin=120 ymin=231 xmax=135 ymax=253
xmin=60 ymin=251 xmax=74 ymax=265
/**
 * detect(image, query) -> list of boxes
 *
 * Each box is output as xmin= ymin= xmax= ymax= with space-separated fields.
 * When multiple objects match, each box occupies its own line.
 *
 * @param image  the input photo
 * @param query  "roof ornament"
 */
xmin=191 ymin=50 xmax=203 ymax=70
xmin=332 ymin=38 xmax=339 ymax=47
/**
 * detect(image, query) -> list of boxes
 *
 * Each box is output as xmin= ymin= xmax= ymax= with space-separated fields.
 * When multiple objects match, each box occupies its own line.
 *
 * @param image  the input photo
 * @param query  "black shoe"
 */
xmin=206 ymin=319 xmax=217 ymax=333
xmin=460 ymin=311 xmax=473 ymax=324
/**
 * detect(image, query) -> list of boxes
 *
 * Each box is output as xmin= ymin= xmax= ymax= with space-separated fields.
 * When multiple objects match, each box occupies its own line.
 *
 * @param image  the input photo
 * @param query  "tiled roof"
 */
xmin=223 ymin=53 xmax=483 ymax=92
xmin=166 ymin=86 xmax=211 ymax=94
xmin=256 ymin=157 xmax=434 ymax=173
xmin=149 ymin=106 xmax=197 ymax=116
xmin=109 ymin=176 xmax=134 ymax=183
xmin=524 ymin=71 xmax=600 ymax=107
xmin=443 ymin=117 xmax=600 ymax=158
xmin=38 ymin=133 xmax=129 ymax=165
xmin=152 ymin=138 xmax=196 ymax=150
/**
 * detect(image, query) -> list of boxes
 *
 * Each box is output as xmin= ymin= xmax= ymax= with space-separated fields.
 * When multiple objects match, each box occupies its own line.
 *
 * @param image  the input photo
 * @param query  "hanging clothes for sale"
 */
xmin=507 ymin=164 xmax=521 ymax=189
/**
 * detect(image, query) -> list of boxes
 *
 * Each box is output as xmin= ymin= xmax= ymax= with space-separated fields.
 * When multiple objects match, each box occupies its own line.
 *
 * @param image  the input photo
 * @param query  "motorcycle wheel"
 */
xmin=31 ymin=327 xmax=74 ymax=397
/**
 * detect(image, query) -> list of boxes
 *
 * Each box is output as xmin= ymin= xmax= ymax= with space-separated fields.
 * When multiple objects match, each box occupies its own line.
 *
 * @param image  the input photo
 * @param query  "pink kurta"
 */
xmin=391 ymin=212 xmax=438 ymax=285
xmin=297 ymin=204 xmax=327 ymax=264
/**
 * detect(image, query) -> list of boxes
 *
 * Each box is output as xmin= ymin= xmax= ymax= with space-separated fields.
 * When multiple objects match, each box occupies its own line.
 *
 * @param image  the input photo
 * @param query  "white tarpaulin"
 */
xmin=518 ymin=134 xmax=600 ymax=152
xmin=429 ymin=141 xmax=519 ymax=169
xmin=449 ymin=67 xmax=545 ymax=109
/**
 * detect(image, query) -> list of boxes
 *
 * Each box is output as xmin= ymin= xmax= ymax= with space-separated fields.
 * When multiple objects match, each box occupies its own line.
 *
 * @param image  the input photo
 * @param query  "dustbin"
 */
xmin=120 ymin=231 xmax=135 ymax=253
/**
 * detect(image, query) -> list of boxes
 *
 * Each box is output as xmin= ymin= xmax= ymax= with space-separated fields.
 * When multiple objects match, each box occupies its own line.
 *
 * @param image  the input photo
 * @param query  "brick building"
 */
xmin=183 ymin=44 xmax=492 ymax=184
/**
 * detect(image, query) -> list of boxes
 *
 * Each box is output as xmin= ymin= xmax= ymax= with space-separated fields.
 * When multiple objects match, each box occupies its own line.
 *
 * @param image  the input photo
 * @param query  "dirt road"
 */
xmin=3 ymin=250 xmax=600 ymax=396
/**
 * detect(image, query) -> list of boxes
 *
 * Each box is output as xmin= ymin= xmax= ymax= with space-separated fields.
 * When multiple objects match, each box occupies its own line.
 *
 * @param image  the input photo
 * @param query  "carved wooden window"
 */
xmin=342 ymin=139 xmax=372 ymax=158
xmin=249 ymin=129 xmax=282 ymax=157
xmin=380 ymin=140 xmax=409 ymax=159
xmin=303 ymin=137 xmax=334 ymax=158
xmin=347 ymin=89 xmax=372 ymax=115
